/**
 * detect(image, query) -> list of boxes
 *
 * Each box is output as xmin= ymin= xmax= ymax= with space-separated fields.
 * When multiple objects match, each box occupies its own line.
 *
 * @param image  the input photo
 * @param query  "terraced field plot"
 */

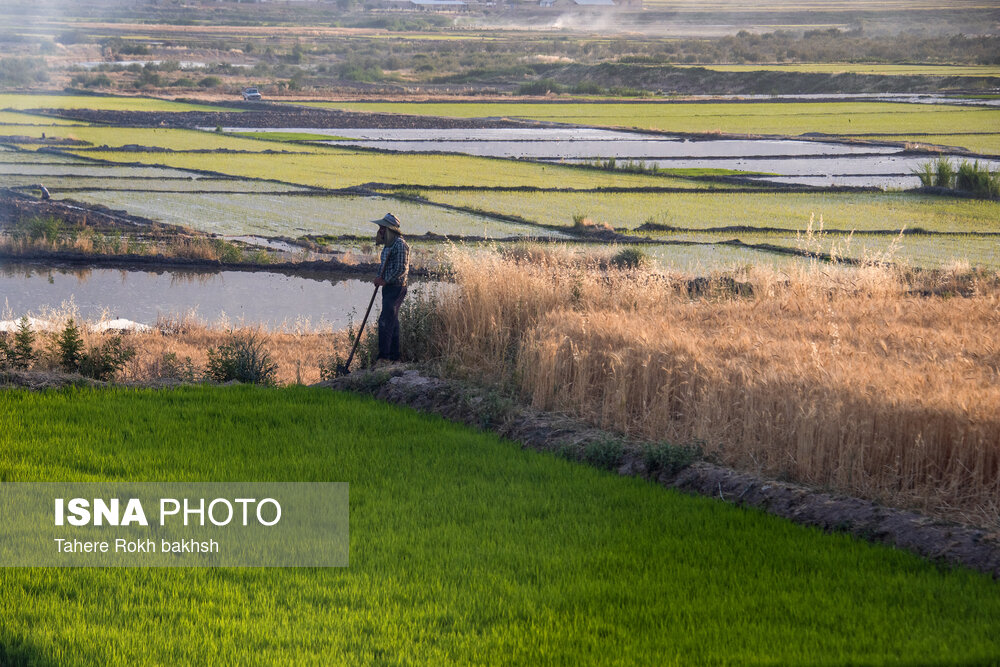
xmin=2 ymin=175 xmax=308 ymax=193
xmin=425 ymin=190 xmax=1000 ymax=234
xmin=0 ymin=123 xmax=298 ymax=153
xmin=423 ymin=189 xmax=1000 ymax=268
xmin=613 ymin=241 xmax=818 ymax=272
xmin=561 ymin=152 xmax=1000 ymax=189
xmin=64 ymin=190 xmax=557 ymax=239
xmin=643 ymin=230 xmax=1000 ymax=269
xmin=0 ymin=149 xmax=91 ymax=165
xmin=225 ymin=125 xmax=1000 ymax=188
xmin=237 ymin=126 xmax=897 ymax=156
xmin=2 ymin=386 xmax=999 ymax=665
xmin=0 ymin=162 xmax=208 ymax=180
xmin=0 ymin=147 xmax=308 ymax=193
xmin=69 ymin=148 xmax=698 ymax=190
xmin=0 ymin=94 xmax=237 ymax=113
xmin=865 ymin=134 xmax=1000 ymax=155
xmin=3 ymin=99 xmax=996 ymax=271
xmin=304 ymin=101 xmax=1000 ymax=153
xmin=0 ymin=111 xmax=86 ymax=126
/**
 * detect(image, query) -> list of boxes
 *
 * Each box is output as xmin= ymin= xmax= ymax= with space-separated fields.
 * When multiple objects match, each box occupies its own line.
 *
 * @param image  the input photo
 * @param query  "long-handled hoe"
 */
xmin=337 ymin=284 xmax=378 ymax=376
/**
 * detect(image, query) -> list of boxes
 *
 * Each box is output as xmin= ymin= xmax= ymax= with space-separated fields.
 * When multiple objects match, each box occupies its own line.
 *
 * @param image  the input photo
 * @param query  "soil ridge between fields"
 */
xmin=322 ymin=368 xmax=1000 ymax=578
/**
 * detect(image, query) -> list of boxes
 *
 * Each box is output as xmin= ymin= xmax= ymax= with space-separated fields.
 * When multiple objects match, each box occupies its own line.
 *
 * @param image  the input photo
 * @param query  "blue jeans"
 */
xmin=378 ymin=284 xmax=407 ymax=361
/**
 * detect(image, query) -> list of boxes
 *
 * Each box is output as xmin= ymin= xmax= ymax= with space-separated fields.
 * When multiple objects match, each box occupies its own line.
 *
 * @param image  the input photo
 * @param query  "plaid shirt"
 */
xmin=379 ymin=236 xmax=410 ymax=286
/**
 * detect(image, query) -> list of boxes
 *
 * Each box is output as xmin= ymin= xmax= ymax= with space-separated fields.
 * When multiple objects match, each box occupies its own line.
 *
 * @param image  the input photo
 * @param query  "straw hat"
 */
xmin=370 ymin=213 xmax=401 ymax=232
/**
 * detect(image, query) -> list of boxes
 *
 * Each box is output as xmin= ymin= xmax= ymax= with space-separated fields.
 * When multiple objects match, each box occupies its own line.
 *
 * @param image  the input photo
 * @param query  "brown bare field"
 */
xmin=427 ymin=247 xmax=1000 ymax=526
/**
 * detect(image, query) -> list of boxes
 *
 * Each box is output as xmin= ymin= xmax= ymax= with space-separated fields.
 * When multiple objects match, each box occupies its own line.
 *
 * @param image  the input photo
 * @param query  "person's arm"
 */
xmin=382 ymin=241 xmax=409 ymax=285
xmin=374 ymin=245 xmax=389 ymax=286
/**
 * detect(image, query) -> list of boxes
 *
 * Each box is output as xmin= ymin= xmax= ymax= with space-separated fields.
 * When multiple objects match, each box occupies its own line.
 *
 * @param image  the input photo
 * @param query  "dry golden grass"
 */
xmin=125 ymin=320 xmax=348 ymax=386
xmin=429 ymin=247 xmax=1000 ymax=525
xmin=10 ymin=308 xmax=350 ymax=386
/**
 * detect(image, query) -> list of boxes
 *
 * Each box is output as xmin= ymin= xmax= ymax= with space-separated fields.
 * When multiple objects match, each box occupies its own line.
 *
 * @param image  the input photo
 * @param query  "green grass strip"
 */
xmin=0 ymin=386 xmax=998 ymax=665
xmin=230 ymin=131 xmax=353 ymax=142
xmin=0 ymin=94 xmax=238 ymax=113
xmin=423 ymin=189 xmax=1000 ymax=234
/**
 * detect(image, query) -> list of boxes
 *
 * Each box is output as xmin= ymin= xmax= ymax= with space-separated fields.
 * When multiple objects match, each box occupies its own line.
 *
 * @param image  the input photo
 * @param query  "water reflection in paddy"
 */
xmin=0 ymin=261 xmax=442 ymax=330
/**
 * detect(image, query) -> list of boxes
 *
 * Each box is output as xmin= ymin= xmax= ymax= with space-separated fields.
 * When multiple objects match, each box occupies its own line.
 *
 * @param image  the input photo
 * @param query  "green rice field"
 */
xmin=0 ymin=111 xmax=86 ymax=126
xmin=1 ymin=386 xmax=998 ymax=665
xmin=864 ymin=134 xmax=1000 ymax=155
xmin=0 ymin=94 xmax=237 ymax=113
xmin=0 ymin=124 xmax=301 ymax=153
xmin=612 ymin=242 xmax=818 ymax=272
xmin=424 ymin=189 xmax=1000 ymax=234
xmin=642 ymin=231 xmax=1000 ymax=269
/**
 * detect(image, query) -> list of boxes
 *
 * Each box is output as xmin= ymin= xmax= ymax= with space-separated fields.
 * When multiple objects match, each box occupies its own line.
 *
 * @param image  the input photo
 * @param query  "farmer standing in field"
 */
xmin=372 ymin=213 xmax=410 ymax=363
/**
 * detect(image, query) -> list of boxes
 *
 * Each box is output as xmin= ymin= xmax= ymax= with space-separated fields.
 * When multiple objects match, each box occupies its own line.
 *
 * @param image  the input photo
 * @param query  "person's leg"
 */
xmin=388 ymin=286 xmax=407 ymax=361
xmin=377 ymin=285 xmax=401 ymax=360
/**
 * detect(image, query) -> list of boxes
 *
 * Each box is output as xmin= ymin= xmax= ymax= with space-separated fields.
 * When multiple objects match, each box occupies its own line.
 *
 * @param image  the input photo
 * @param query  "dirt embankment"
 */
xmin=323 ymin=368 xmax=1000 ymax=578
xmin=0 ymin=188 xmax=159 ymax=233
xmin=31 ymin=104 xmax=540 ymax=130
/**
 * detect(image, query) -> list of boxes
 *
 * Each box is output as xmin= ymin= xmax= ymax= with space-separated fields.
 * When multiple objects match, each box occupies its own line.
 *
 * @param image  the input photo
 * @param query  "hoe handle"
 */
xmin=343 ymin=284 xmax=379 ymax=372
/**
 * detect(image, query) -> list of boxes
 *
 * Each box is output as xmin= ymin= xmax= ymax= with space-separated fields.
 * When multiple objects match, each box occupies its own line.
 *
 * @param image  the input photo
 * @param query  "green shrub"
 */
xmin=916 ymin=158 xmax=1000 ymax=198
xmin=399 ymin=284 xmax=440 ymax=363
xmin=0 ymin=57 xmax=49 ymax=86
xmin=571 ymin=82 xmax=604 ymax=95
xmin=57 ymin=30 xmax=90 ymax=46
xmin=153 ymin=352 xmax=198 ymax=382
xmin=458 ymin=389 xmax=517 ymax=429
xmin=0 ymin=335 xmax=10 ymax=370
xmin=518 ymin=79 xmax=563 ymax=96
xmin=934 ymin=157 xmax=955 ymax=188
xmin=198 ymin=76 xmax=222 ymax=88
xmin=319 ymin=311 xmax=378 ymax=379
xmin=79 ymin=334 xmax=135 ymax=381
xmin=394 ymin=187 xmax=424 ymax=200
xmin=211 ymin=239 xmax=243 ymax=263
xmin=70 ymin=73 xmax=112 ymax=88
xmin=583 ymin=437 xmax=626 ymax=471
xmin=10 ymin=316 xmax=37 ymax=370
xmin=206 ymin=331 xmax=278 ymax=386
xmin=914 ymin=160 xmax=936 ymax=188
xmin=16 ymin=216 xmax=62 ymax=243
xmin=956 ymin=160 xmax=1000 ymax=198
xmin=55 ymin=319 xmax=84 ymax=372
xmin=642 ymin=441 xmax=701 ymax=476
xmin=610 ymin=248 xmax=649 ymax=270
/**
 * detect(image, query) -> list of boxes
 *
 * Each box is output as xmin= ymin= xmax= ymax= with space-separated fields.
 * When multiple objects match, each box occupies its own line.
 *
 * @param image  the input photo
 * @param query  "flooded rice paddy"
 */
xmin=0 ymin=261 xmax=433 ymax=329
xmin=2 ymin=174 xmax=306 ymax=192
xmin=221 ymin=126 xmax=988 ymax=188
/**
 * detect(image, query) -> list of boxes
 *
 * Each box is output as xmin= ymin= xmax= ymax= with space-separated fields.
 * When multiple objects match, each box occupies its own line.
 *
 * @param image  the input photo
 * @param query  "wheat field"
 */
xmin=428 ymin=247 xmax=1000 ymax=525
